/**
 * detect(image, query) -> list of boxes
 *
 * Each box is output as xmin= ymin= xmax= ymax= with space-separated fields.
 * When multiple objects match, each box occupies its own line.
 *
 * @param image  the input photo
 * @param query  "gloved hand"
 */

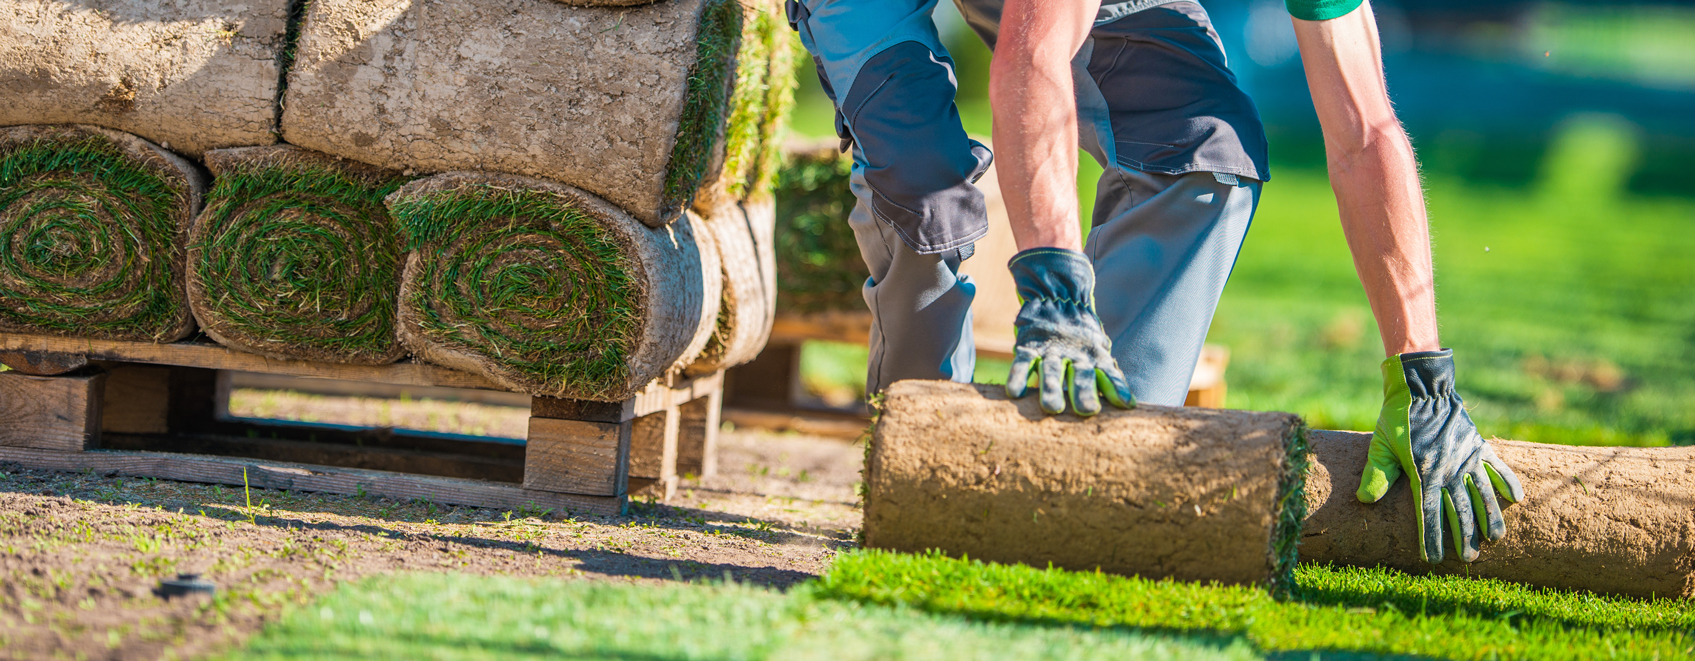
xmin=1358 ymin=349 xmax=1525 ymax=563
xmin=1004 ymin=248 xmax=1134 ymax=416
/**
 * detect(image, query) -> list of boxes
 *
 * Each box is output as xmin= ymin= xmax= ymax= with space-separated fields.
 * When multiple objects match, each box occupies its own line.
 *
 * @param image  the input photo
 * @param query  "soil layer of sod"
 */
xmin=188 ymin=145 xmax=410 ymax=364
xmin=0 ymin=124 xmax=203 ymax=342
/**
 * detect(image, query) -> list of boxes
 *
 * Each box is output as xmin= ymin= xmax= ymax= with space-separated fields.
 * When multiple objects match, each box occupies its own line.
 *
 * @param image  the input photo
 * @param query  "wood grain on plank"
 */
xmin=0 ymin=370 xmax=104 ymax=451
xmin=676 ymin=389 xmax=721 ymax=478
xmin=524 ymin=418 xmax=629 ymax=497
xmin=0 ymin=446 xmax=622 ymax=515
xmin=0 ymin=349 xmax=89 ymax=375
xmin=0 ymin=333 xmax=501 ymax=391
xmin=99 ymin=364 xmax=172 ymax=434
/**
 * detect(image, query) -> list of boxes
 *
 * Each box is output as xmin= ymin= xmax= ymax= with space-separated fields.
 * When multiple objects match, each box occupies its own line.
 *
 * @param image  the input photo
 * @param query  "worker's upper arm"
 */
xmin=1288 ymin=0 xmax=1400 ymax=155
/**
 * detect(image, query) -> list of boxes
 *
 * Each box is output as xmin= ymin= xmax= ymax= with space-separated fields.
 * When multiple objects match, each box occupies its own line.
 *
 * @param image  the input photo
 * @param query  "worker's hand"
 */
xmin=1004 ymin=248 xmax=1134 ymax=416
xmin=1358 ymin=349 xmax=1524 ymax=563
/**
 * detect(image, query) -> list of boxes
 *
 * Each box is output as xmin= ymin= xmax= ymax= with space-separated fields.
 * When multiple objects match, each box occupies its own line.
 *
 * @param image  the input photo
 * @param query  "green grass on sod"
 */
xmin=231 ymin=572 xmax=1259 ymax=661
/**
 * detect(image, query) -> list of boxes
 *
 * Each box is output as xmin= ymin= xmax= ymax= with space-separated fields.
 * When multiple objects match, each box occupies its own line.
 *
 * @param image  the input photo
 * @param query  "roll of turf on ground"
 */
xmin=685 ymin=198 xmax=775 ymax=376
xmin=283 ymin=0 xmax=746 ymax=227
xmin=772 ymin=142 xmax=868 ymax=315
xmin=0 ymin=125 xmax=204 ymax=341
xmin=691 ymin=0 xmax=796 ymax=213
xmin=186 ymin=146 xmax=409 ymax=364
xmin=866 ymin=380 xmax=1309 ymax=596
xmin=0 ymin=0 xmax=291 ymax=157
xmin=388 ymin=172 xmax=715 ymax=401
xmin=1303 ymin=431 xmax=1695 ymax=600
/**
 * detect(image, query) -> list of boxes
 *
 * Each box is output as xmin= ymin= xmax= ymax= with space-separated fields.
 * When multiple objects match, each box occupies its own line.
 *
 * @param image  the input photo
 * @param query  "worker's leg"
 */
xmin=788 ymin=0 xmax=993 ymax=394
xmin=1069 ymin=2 xmax=1268 ymax=406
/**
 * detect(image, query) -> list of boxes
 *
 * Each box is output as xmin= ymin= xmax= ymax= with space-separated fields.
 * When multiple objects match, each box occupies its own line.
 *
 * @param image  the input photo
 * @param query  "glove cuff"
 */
xmin=1382 ymin=348 xmax=1458 ymax=400
xmin=1007 ymin=247 xmax=1094 ymax=308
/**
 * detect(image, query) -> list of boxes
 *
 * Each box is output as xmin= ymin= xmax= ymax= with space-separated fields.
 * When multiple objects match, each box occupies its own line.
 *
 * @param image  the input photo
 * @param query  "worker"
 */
xmin=787 ymin=0 xmax=1523 ymax=564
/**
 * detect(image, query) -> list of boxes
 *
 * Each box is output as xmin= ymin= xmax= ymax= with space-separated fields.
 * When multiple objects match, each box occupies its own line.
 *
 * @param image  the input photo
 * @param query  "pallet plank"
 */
xmin=676 ymin=389 xmax=721 ymax=478
xmin=99 ymin=364 xmax=172 ymax=434
xmin=0 ymin=349 xmax=89 ymax=375
xmin=0 ymin=370 xmax=104 ymax=451
xmin=0 ymin=446 xmax=621 ymax=515
xmin=523 ymin=418 xmax=628 ymax=497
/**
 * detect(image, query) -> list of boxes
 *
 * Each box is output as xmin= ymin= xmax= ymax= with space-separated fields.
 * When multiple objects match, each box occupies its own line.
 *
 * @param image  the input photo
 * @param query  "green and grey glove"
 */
xmin=1004 ymin=248 xmax=1135 ymax=416
xmin=1359 ymin=349 xmax=1525 ymax=563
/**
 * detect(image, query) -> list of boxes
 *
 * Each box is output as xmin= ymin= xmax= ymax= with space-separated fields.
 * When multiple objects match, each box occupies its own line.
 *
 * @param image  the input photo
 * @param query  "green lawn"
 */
xmin=234 ymin=551 xmax=1695 ymax=660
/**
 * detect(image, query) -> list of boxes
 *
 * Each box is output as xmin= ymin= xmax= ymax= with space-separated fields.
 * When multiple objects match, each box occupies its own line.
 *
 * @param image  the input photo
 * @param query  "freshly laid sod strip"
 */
xmin=388 ymin=172 xmax=715 ymax=401
xmin=868 ymin=381 xmax=1308 ymax=594
xmin=0 ymin=124 xmax=204 ymax=342
xmin=772 ymin=142 xmax=868 ymax=314
xmin=817 ymin=550 xmax=1695 ymax=661
xmin=0 ymin=0 xmax=290 ymax=157
xmin=188 ymin=146 xmax=408 ymax=364
xmin=686 ymin=198 xmax=776 ymax=375
xmin=284 ymin=0 xmax=743 ymax=226
xmin=233 ymin=572 xmax=1258 ymax=661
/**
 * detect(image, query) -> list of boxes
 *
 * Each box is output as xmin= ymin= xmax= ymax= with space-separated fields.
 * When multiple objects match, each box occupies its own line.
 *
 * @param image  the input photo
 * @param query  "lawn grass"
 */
xmin=230 ymin=572 xmax=1260 ymax=660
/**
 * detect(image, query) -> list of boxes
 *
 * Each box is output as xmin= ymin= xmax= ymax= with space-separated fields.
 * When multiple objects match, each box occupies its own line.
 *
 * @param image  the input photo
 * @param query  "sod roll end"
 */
xmin=0 ymin=124 xmax=204 ymax=342
xmin=187 ymin=146 xmax=409 ymax=364
xmin=390 ymin=172 xmax=712 ymax=401
xmin=684 ymin=198 xmax=775 ymax=376
xmin=867 ymin=381 xmax=1308 ymax=594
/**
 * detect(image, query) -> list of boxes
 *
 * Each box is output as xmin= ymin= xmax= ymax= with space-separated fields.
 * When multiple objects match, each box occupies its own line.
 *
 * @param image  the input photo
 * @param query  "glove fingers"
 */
xmin=1480 ymin=446 xmax=1525 ymax=504
xmin=1070 ymin=363 xmax=1102 ymax=417
xmin=1469 ymin=469 xmax=1506 ymax=543
xmin=1096 ymin=359 xmax=1136 ymax=410
xmin=1445 ymin=486 xmax=1481 ymax=563
xmin=1419 ymin=487 xmax=1445 ymax=564
xmin=1356 ymin=432 xmax=1405 ymax=504
xmin=1006 ymin=350 xmax=1038 ymax=399
xmin=1039 ymin=354 xmax=1068 ymax=415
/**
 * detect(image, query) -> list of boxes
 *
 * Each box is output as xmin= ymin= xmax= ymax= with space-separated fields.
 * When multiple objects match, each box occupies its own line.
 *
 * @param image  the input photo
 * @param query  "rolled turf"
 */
xmin=692 ymin=0 xmax=797 ymax=213
xmin=772 ymin=142 xmax=868 ymax=315
xmin=0 ymin=124 xmax=204 ymax=342
xmin=387 ymin=172 xmax=717 ymax=401
xmin=186 ymin=145 xmax=409 ymax=364
xmin=283 ymin=0 xmax=745 ymax=226
xmin=866 ymin=380 xmax=1309 ymax=598
xmin=685 ymin=197 xmax=776 ymax=376
xmin=0 ymin=0 xmax=291 ymax=157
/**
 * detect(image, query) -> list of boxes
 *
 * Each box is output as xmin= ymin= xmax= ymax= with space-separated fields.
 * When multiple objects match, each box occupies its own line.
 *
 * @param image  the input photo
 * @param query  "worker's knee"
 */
xmin=843 ymin=41 xmax=992 ymax=255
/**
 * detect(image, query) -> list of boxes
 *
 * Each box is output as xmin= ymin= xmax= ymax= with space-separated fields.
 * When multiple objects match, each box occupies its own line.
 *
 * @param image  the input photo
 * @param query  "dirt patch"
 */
xmin=0 ymin=428 xmax=863 ymax=660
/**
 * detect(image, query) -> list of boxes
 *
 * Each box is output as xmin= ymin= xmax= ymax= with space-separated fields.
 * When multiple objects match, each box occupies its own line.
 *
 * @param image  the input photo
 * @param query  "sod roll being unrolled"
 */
xmin=685 ymin=198 xmax=776 ymax=375
xmin=388 ymin=172 xmax=715 ymax=401
xmin=0 ymin=0 xmax=291 ymax=157
xmin=0 ymin=124 xmax=204 ymax=341
xmin=283 ymin=0 xmax=746 ymax=227
xmin=1303 ymin=430 xmax=1695 ymax=599
xmin=187 ymin=146 xmax=409 ymax=364
xmin=866 ymin=380 xmax=1309 ymax=595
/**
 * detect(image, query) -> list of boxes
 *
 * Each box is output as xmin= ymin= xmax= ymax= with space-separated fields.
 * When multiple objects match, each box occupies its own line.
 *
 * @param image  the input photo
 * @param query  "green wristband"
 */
xmin=1284 ymin=0 xmax=1364 ymax=22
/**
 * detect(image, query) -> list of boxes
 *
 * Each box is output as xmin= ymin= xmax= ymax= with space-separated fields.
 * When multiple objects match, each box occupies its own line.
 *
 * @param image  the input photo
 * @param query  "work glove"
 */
xmin=1358 ymin=349 xmax=1525 ymax=563
xmin=1004 ymin=248 xmax=1135 ymax=416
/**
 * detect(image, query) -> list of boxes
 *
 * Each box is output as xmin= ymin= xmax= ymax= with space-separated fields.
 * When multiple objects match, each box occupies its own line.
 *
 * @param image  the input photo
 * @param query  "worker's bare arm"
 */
xmin=1292 ymin=3 xmax=1440 ymax=356
xmin=990 ymin=0 xmax=1102 ymax=253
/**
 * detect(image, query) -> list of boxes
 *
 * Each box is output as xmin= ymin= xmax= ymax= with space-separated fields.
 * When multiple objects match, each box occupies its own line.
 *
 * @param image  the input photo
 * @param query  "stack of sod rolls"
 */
xmin=771 ymin=142 xmax=868 ymax=315
xmin=0 ymin=0 xmax=292 ymax=156
xmin=0 ymin=125 xmax=205 ymax=342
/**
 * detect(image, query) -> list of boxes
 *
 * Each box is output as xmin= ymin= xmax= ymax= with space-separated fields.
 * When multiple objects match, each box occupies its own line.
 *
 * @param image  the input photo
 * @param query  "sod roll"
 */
xmin=186 ymin=146 xmax=409 ymax=364
xmin=691 ymin=0 xmax=798 ymax=213
xmin=283 ymin=0 xmax=746 ymax=227
xmin=0 ymin=124 xmax=204 ymax=341
xmin=1303 ymin=430 xmax=1695 ymax=600
xmin=772 ymin=142 xmax=867 ymax=315
xmin=684 ymin=198 xmax=776 ymax=375
xmin=0 ymin=0 xmax=290 ymax=157
xmin=388 ymin=172 xmax=715 ymax=401
xmin=866 ymin=380 xmax=1309 ymax=595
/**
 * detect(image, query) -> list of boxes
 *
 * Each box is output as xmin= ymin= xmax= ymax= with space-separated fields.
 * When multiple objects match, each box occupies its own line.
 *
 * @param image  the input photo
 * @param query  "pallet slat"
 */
xmin=0 ymin=371 xmax=104 ymax=451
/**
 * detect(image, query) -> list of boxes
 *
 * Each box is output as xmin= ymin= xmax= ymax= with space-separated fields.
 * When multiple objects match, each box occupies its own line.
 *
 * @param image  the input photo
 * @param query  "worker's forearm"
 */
xmin=1293 ymin=4 xmax=1440 ymax=356
xmin=989 ymin=0 xmax=1099 ymax=253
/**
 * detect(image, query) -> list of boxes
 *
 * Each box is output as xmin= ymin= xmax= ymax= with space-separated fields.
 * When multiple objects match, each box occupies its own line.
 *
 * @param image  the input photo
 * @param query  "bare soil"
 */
xmin=0 ymin=407 xmax=864 ymax=660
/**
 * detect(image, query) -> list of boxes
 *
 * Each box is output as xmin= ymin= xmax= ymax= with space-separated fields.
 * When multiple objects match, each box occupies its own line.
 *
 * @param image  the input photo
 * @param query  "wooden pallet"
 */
xmin=0 ymin=333 xmax=723 ymax=516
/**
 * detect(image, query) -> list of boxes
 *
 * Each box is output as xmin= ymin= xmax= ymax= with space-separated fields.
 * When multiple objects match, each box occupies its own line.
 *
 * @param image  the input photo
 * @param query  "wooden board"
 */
xmin=0 ymin=445 xmax=621 ymax=515
xmin=676 ymin=390 xmax=721 ymax=478
xmin=0 ymin=349 xmax=89 ymax=375
xmin=99 ymin=364 xmax=172 ymax=434
xmin=0 ymin=370 xmax=104 ymax=451
xmin=523 ymin=418 xmax=628 ymax=497
xmin=0 ymin=333 xmax=502 ymax=391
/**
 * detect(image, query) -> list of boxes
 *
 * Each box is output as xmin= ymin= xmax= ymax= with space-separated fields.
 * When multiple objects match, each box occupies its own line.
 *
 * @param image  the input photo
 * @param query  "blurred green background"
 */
xmin=783 ymin=0 xmax=1695 ymax=446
